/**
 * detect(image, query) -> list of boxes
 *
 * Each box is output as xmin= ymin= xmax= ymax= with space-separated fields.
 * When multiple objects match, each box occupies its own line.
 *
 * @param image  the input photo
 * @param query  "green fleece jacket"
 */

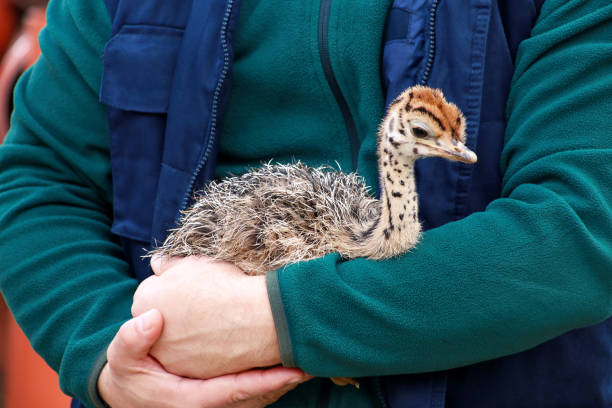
xmin=1 ymin=0 xmax=612 ymax=407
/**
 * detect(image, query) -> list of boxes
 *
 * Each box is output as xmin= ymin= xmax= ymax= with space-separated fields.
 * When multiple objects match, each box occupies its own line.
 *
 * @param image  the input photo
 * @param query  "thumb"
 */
xmin=107 ymin=309 xmax=164 ymax=364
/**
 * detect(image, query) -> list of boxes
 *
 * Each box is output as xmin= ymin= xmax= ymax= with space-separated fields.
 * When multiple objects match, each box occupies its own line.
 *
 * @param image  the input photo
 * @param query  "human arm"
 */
xmin=266 ymin=0 xmax=612 ymax=376
xmin=0 ymin=1 xmax=131 ymax=405
xmin=99 ymin=309 xmax=308 ymax=408
xmin=0 ymin=0 xmax=307 ymax=406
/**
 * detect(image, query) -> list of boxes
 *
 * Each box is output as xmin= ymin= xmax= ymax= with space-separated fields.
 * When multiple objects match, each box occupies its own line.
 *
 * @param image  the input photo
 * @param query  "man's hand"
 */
xmin=98 ymin=308 xmax=310 ymax=408
xmin=131 ymin=256 xmax=281 ymax=379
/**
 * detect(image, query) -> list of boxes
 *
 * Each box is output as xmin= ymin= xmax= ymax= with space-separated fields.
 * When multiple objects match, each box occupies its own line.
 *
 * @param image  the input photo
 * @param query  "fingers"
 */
xmin=150 ymin=254 xmax=177 ymax=275
xmin=131 ymin=275 xmax=160 ymax=317
xmin=186 ymin=367 xmax=310 ymax=407
xmin=102 ymin=309 xmax=310 ymax=408
xmin=107 ymin=309 xmax=163 ymax=364
xmin=150 ymin=254 xmax=208 ymax=275
xmin=150 ymin=255 xmax=239 ymax=276
xmin=228 ymin=367 xmax=309 ymax=398
xmin=242 ymin=369 xmax=314 ymax=407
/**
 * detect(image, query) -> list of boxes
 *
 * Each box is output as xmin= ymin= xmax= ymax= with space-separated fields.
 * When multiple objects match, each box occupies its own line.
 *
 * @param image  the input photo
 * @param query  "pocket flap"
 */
xmin=100 ymin=25 xmax=184 ymax=113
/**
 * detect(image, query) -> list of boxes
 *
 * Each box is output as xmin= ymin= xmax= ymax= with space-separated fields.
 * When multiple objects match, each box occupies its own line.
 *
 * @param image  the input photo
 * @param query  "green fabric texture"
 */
xmin=215 ymin=0 xmax=388 ymax=182
xmin=0 ymin=1 xmax=126 ymax=407
xmin=1 ymin=0 xmax=612 ymax=407
xmin=273 ymin=0 xmax=612 ymax=378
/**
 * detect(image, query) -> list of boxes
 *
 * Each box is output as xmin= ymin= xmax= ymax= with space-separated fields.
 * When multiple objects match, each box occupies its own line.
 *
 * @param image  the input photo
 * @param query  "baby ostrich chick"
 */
xmin=152 ymin=86 xmax=477 ymax=274
xmin=150 ymin=86 xmax=476 ymax=387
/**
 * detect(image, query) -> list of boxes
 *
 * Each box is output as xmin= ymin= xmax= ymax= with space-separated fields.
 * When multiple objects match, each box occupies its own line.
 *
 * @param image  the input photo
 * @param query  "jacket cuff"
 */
xmin=87 ymin=345 xmax=111 ymax=408
xmin=266 ymin=270 xmax=295 ymax=367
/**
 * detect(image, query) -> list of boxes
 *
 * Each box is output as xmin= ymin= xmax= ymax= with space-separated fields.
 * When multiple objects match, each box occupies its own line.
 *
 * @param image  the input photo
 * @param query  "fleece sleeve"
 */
xmin=268 ymin=0 xmax=612 ymax=376
xmin=0 ymin=1 xmax=133 ymax=406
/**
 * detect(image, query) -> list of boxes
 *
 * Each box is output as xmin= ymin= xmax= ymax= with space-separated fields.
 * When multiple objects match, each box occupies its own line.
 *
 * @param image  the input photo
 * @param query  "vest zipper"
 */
xmin=318 ymin=0 xmax=360 ymax=171
xmin=373 ymin=377 xmax=389 ymax=408
xmin=419 ymin=0 xmax=441 ymax=85
xmin=180 ymin=0 xmax=235 ymax=213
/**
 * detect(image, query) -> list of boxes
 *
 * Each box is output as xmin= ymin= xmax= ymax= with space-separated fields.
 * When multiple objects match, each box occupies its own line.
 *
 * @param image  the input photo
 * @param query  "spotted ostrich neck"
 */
xmin=359 ymin=139 xmax=421 ymax=259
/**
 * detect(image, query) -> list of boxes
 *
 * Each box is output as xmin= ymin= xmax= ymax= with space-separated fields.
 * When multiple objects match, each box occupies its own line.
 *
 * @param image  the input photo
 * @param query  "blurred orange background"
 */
xmin=1 ymin=0 xmax=71 ymax=406
xmin=1 ymin=301 xmax=71 ymax=407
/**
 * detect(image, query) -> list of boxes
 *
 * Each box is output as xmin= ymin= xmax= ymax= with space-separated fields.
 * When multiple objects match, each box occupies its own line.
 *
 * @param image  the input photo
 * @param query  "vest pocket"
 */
xmin=100 ymin=24 xmax=184 ymax=112
xmin=100 ymin=25 xmax=184 ymax=244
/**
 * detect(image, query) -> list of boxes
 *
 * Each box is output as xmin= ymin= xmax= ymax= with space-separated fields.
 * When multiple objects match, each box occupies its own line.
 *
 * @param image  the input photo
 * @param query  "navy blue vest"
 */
xmin=89 ymin=0 xmax=612 ymax=407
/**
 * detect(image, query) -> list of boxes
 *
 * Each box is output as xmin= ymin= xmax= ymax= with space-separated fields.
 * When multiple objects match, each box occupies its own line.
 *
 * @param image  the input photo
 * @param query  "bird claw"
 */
xmin=330 ymin=377 xmax=360 ymax=388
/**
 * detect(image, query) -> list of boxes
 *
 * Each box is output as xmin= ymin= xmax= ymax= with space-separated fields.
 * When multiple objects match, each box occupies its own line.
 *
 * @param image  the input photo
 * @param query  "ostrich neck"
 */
xmin=360 ymin=142 xmax=421 ymax=259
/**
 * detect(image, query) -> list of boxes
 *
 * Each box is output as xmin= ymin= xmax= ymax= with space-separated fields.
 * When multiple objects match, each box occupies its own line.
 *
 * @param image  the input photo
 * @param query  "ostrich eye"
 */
xmin=411 ymin=126 xmax=431 ymax=139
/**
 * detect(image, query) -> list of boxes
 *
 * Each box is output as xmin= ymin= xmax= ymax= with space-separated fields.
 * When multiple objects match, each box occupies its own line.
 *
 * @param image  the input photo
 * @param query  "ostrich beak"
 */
xmin=415 ymin=135 xmax=477 ymax=164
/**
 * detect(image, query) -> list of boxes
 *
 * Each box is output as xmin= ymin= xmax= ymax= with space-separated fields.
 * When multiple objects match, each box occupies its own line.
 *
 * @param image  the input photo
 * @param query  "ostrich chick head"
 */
xmin=381 ymin=86 xmax=477 ymax=164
